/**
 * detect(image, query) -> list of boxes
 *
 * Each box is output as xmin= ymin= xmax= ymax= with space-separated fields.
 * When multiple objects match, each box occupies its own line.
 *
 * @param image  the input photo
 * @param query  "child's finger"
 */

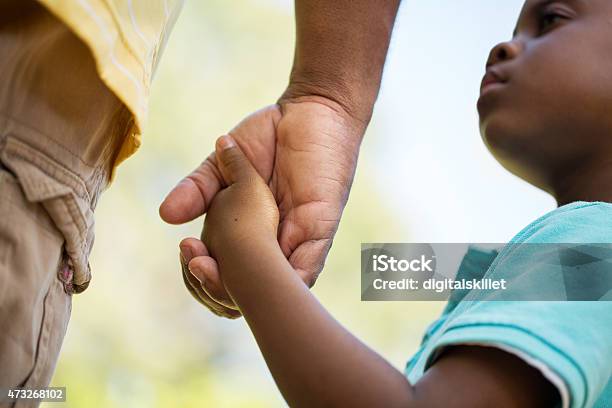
xmin=214 ymin=135 xmax=259 ymax=185
xmin=188 ymin=255 xmax=236 ymax=308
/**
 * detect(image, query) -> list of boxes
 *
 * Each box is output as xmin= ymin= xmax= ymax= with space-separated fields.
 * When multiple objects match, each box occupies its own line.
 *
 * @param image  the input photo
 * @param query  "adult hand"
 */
xmin=159 ymin=96 xmax=366 ymax=318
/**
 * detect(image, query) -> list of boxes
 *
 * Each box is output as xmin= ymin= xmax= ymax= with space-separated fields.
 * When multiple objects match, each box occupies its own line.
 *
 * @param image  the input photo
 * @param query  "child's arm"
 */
xmin=190 ymin=136 xmax=560 ymax=408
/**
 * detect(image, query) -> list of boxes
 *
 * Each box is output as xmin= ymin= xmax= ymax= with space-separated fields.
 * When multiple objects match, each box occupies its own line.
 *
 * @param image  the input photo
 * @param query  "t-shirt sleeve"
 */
xmin=423 ymin=301 xmax=611 ymax=408
xmin=421 ymin=205 xmax=612 ymax=408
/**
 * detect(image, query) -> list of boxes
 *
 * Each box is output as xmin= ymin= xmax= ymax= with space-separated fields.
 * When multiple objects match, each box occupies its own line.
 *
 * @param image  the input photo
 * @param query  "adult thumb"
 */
xmin=215 ymin=135 xmax=258 ymax=185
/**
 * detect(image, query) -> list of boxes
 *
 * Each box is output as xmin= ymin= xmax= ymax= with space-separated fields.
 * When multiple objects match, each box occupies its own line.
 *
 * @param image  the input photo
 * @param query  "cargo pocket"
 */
xmin=0 ymin=136 xmax=95 ymax=293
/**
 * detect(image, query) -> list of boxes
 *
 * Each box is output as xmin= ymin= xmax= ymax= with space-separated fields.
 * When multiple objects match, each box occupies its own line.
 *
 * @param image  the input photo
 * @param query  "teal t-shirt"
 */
xmin=405 ymin=201 xmax=612 ymax=408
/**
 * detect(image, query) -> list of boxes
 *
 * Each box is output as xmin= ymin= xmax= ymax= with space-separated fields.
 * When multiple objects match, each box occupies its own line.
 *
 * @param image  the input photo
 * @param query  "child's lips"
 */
xmin=480 ymin=81 xmax=505 ymax=97
xmin=479 ymin=69 xmax=506 ymax=95
xmin=477 ymin=69 xmax=508 ymax=114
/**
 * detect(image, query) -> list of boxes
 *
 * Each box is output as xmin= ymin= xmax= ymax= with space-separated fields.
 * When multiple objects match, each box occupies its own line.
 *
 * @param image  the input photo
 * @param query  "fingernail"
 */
xmin=188 ymin=263 xmax=205 ymax=285
xmin=180 ymin=244 xmax=194 ymax=264
xmin=216 ymin=135 xmax=235 ymax=150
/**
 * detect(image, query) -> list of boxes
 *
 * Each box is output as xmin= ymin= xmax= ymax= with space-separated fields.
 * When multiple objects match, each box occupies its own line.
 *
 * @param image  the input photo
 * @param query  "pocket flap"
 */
xmin=0 ymin=137 xmax=82 ymax=202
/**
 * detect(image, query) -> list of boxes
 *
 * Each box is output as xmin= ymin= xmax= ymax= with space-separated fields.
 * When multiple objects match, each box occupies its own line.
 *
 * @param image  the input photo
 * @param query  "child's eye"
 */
xmin=539 ymin=10 xmax=568 ymax=33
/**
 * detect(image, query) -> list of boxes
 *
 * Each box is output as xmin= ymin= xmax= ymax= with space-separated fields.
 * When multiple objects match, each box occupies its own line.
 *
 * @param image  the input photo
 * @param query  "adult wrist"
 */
xmin=279 ymin=73 xmax=378 ymax=128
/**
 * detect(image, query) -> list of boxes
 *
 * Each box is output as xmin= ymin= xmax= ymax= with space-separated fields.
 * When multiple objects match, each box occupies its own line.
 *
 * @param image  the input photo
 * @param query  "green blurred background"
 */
xmin=45 ymin=0 xmax=551 ymax=406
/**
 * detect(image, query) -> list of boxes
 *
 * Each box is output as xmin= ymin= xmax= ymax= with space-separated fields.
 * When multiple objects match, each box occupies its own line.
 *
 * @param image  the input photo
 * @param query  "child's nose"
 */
xmin=486 ymin=39 xmax=522 ymax=69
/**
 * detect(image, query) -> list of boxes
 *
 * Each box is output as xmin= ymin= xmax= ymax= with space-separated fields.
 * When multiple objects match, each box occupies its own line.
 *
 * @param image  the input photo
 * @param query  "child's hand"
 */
xmin=189 ymin=135 xmax=280 ymax=291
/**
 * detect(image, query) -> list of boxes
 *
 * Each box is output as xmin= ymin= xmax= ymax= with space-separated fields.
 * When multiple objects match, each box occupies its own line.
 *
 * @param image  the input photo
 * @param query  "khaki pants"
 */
xmin=0 ymin=2 xmax=132 ymax=406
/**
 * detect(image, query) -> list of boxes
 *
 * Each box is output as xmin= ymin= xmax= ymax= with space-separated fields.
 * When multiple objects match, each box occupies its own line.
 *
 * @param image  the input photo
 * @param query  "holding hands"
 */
xmin=187 ymin=134 xmax=282 ymax=305
xmin=159 ymin=98 xmax=365 ymax=317
xmin=159 ymin=0 xmax=400 ymax=318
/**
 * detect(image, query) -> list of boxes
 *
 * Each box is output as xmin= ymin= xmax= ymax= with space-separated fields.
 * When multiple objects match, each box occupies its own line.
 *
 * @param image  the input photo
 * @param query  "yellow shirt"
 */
xmin=36 ymin=0 xmax=184 ymax=179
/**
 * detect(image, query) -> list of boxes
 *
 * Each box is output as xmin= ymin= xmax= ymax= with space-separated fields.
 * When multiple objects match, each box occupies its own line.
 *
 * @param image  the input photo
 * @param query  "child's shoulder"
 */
xmin=512 ymin=201 xmax=612 ymax=244
xmin=406 ymin=202 xmax=612 ymax=408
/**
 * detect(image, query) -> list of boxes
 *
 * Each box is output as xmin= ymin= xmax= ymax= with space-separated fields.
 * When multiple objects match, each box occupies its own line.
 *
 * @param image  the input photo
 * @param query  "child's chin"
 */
xmin=479 ymin=114 xmax=516 ymax=152
xmin=481 ymin=129 xmax=553 ymax=193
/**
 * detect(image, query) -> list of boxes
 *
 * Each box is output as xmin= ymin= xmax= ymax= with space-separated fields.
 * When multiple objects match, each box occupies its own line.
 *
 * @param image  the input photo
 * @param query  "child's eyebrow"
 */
xmin=511 ymin=0 xmax=586 ymax=38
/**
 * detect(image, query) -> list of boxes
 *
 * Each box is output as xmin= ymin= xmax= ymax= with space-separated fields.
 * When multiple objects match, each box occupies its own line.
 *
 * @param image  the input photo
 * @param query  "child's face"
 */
xmin=478 ymin=0 xmax=612 ymax=194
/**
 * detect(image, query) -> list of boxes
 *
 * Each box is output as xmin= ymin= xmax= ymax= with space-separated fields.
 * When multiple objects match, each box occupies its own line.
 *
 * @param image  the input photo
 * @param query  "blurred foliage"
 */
xmin=45 ymin=0 xmax=443 ymax=406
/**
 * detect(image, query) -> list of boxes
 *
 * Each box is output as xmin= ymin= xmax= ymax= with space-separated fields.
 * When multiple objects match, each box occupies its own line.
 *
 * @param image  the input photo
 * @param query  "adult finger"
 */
xmin=180 ymin=238 xmax=237 ymax=308
xmin=289 ymin=238 xmax=333 ymax=289
xmin=159 ymin=151 xmax=223 ymax=224
xmin=188 ymin=255 xmax=237 ymax=309
xmin=179 ymin=238 xmax=241 ymax=318
xmin=181 ymin=256 xmax=242 ymax=319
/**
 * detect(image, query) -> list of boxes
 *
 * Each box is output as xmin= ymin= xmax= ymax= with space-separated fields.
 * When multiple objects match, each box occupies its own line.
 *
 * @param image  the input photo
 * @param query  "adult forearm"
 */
xmin=281 ymin=0 xmax=402 ymax=124
xmin=220 ymin=243 xmax=414 ymax=407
